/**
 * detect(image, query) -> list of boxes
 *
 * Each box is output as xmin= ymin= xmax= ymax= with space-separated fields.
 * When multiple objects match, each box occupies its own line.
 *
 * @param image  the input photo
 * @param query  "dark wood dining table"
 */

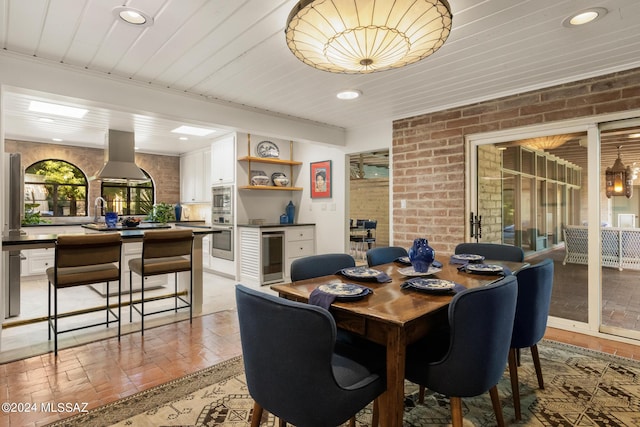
xmin=271 ymin=258 xmax=529 ymax=427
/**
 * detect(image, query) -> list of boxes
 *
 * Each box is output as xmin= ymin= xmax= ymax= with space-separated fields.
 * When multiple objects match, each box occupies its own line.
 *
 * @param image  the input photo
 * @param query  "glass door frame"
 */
xmin=465 ymin=110 xmax=640 ymax=339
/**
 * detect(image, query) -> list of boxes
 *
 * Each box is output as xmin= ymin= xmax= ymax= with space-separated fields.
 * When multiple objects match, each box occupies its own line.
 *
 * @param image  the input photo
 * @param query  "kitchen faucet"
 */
xmin=94 ymin=197 xmax=107 ymax=223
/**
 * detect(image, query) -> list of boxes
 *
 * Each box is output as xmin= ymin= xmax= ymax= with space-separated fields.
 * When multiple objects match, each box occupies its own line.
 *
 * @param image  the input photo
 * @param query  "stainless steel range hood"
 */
xmin=90 ymin=129 xmax=149 ymax=183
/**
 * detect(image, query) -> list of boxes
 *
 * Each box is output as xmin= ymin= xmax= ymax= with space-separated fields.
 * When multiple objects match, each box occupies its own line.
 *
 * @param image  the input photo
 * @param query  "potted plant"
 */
xmin=147 ymin=202 xmax=175 ymax=223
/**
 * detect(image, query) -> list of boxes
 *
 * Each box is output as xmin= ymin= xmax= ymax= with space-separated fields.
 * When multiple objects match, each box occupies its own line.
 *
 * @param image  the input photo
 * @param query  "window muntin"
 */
xmin=100 ymin=172 xmax=154 ymax=215
xmin=25 ymin=160 xmax=87 ymax=217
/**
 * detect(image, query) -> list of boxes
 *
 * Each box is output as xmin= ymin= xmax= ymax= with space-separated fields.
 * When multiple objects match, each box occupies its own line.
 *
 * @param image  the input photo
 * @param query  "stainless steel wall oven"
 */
xmin=211 ymin=225 xmax=234 ymax=260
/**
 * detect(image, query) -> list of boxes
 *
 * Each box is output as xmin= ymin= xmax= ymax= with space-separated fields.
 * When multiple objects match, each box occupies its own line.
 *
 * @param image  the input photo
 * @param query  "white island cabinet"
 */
xmin=238 ymin=224 xmax=315 ymax=286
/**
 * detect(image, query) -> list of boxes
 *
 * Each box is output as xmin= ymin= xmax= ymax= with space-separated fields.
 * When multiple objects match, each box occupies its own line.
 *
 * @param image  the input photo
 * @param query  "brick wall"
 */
xmin=350 ymin=178 xmax=389 ymax=247
xmin=392 ymin=67 xmax=640 ymax=256
xmin=4 ymin=139 xmax=180 ymax=211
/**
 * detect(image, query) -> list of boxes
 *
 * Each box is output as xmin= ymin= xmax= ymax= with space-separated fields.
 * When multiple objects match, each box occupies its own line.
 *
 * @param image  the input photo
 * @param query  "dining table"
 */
xmin=271 ymin=257 xmax=529 ymax=427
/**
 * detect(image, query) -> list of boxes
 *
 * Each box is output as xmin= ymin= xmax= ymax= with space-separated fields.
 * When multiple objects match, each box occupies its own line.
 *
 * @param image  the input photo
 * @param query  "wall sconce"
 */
xmin=605 ymin=146 xmax=633 ymax=198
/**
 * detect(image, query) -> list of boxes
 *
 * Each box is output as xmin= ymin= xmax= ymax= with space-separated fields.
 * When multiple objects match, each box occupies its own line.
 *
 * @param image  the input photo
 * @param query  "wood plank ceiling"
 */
xmin=1 ymin=0 xmax=640 ymax=155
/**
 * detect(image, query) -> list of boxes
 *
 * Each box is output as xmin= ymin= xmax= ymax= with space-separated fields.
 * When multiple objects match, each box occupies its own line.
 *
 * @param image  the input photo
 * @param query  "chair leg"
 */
xmin=48 ymin=281 xmax=52 ymax=341
xmin=508 ymin=347 xmax=521 ymax=421
xmin=418 ymin=385 xmax=425 ymax=403
xmin=450 ymin=396 xmax=464 ymax=427
xmin=174 ymin=272 xmax=178 ymax=312
xmin=489 ymin=385 xmax=505 ymax=427
xmin=349 ymin=416 xmax=356 ymax=427
xmin=129 ymin=270 xmax=133 ymax=322
xmin=278 ymin=419 xmax=286 ymax=427
xmin=106 ymin=281 xmax=110 ymax=327
xmin=140 ymin=273 xmax=145 ymax=335
xmin=371 ymin=398 xmax=379 ymax=427
xmin=118 ymin=278 xmax=121 ymax=341
xmin=54 ymin=285 xmax=59 ymax=355
xmin=531 ymin=344 xmax=545 ymax=389
xmin=250 ymin=401 xmax=263 ymax=427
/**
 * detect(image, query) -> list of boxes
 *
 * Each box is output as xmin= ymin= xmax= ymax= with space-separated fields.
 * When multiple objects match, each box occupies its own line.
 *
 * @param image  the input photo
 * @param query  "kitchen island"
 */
xmin=2 ymin=223 xmax=217 ymax=316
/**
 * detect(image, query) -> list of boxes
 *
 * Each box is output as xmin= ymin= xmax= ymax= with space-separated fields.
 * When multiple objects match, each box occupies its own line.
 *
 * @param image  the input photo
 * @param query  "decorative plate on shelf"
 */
xmin=464 ymin=263 xmax=504 ymax=274
xmin=452 ymin=253 xmax=485 ymax=262
xmin=318 ymin=283 xmax=367 ymax=297
xmin=256 ymin=141 xmax=279 ymax=158
xmin=405 ymin=278 xmax=456 ymax=293
xmin=398 ymin=265 xmax=442 ymax=277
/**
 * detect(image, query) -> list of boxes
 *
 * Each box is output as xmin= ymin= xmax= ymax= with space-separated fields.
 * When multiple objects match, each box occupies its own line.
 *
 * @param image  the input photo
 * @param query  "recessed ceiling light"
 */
xmin=113 ymin=6 xmax=154 ymax=27
xmin=171 ymin=125 xmax=217 ymax=136
xmin=179 ymin=136 xmax=188 ymax=141
xmin=29 ymin=101 xmax=88 ymax=118
xmin=337 ymin=90 xmax=362 ymax=100
xmin=562 ymin=7 xmax=608 ymax=27
xmin=629 ymin=133 xmax=640 ymax=139
xmin=38 ymin=117 xmax=55 ymax=123
xmin=52 ymin=138 xmax=63 ymax=142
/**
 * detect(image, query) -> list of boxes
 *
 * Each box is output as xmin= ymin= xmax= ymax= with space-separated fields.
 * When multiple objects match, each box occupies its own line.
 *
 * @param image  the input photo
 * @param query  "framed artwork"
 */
xmin=310 ymin=160 xmax=331 ymax=198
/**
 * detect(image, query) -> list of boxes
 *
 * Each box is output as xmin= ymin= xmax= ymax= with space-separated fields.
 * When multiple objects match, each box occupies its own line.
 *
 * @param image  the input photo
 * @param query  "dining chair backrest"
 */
xmin=366 ymin=246 xmax=408 ymax=267
xmin=235 ymin=284 xmax=385 ymax=427
xmin=512 ymin=258 xmax=554 ymax=349
xmin=406 ymin=275 xmax=518 ymax=397
xmin=290 ymin=253 xmax=355 ymax=281
xmin=455 ymin=242 xmax=525 ymax=262
xmin=364 ymin=220 xmax=377 ymax=230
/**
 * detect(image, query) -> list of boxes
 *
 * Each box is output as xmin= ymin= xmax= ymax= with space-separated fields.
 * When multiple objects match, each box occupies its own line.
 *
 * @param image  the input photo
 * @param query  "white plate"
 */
xmin=406 ymin=278 xmax=456 ymax=292
xmin=464 ymin=263 xmax=503 ymax=273
xmin=256 ymin=141 xmax=279 ymax=158
xmin=452 ymin=253 xmax=485 ymax=262
xmin=317 ymin=283 xmax=366 ymax=297
xmin=341 ymin=267 xmax=383 ymax=278
xmin=398 ymin=265 xmax=442 ymax=277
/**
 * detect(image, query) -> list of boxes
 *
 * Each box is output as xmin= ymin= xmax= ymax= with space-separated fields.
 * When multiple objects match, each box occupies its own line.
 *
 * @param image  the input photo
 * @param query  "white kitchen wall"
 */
xmin=295 ymin=144 xmax=348 ymax=255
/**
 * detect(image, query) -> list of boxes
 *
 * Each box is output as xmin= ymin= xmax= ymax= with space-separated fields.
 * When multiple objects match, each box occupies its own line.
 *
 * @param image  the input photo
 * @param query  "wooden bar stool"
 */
xmin=129 ymin=229 xmax=194 ymax=335
xmin=47 ymin=233 xmax=123 ymax=355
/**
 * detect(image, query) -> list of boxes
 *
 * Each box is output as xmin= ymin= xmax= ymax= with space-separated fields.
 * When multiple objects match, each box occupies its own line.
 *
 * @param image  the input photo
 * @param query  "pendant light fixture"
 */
xmin=285 ymin=0 xmax=453 ymax=74
xmin=605 ymin=146 xmax=633 ymax=198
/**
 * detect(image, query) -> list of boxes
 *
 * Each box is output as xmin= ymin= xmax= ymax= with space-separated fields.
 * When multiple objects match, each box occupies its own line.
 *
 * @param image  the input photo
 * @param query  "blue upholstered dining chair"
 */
xmin=455 ymin=242 xmax=525 ymax=262
xmin=235 ymin=284 xmax=385 ymax=427
xmin=290 ymin=253 xmax=355 ymax=281
xmin=366 ymin=246 xmax=408 ymax=267
xmin=405 ymin=275 xmax=518 ymax=427
xmin=509 ymin=258 xmax=554 ymax=420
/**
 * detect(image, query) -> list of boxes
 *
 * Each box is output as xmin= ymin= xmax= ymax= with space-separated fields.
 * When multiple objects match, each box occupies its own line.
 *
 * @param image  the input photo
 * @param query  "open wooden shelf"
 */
xmin=239 ymin=185 xmax=303 ymax=191
xmin=238 ymin=156 xmax=302 ymax=166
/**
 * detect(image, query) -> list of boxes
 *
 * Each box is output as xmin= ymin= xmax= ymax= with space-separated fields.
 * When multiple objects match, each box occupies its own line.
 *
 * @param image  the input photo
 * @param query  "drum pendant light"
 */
xmin=285 ymin=0 xmax=452 ymax=74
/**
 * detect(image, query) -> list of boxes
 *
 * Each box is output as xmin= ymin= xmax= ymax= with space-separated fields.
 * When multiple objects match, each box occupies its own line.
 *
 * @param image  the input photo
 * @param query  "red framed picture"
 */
xmin=310 ymin=160 xmax=331 ymax=198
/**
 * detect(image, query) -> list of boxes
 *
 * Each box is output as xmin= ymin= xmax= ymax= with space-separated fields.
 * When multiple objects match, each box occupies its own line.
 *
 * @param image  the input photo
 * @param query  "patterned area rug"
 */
xmin=46 ymin=340 xmax=640 ymax=426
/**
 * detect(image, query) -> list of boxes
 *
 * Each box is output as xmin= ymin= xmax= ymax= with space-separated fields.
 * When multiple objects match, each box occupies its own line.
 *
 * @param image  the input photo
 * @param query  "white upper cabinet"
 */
xmin=180 ymin=147 xmax=212 ymax=203
xmin=211 ymin=135 xmax=236 ymax=184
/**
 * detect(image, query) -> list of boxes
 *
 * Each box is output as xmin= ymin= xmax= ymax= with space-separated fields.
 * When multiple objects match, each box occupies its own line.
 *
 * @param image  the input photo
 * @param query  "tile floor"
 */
xmin=2 ymin=268 xmax=640 ymax=426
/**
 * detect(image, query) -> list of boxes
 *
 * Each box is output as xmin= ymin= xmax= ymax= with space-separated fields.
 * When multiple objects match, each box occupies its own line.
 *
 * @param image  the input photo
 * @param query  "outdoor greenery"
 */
xmin=25 ymin=159 xmax=87 ymax=217
xmin=147 ymin=202 xmax=175 ymax=223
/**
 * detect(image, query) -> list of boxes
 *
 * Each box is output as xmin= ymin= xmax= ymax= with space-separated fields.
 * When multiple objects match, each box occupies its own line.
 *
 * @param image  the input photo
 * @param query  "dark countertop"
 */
xmin=237 ymin=223 xmax=315 ymax=228
xmin=22 ymin=220 xmax=206 ymax=228
xmin=2 ymin=225 xmax=217 ymax=250
xmin=82 ymin=223 xmax=172 ymax=232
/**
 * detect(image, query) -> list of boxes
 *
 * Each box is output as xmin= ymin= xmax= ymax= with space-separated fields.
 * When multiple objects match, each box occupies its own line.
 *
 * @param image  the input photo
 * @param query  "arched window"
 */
xmin=25 ymin=159 xmax=88 ymax=217
xmin=101 ymin=171 xmax=154 ymax=215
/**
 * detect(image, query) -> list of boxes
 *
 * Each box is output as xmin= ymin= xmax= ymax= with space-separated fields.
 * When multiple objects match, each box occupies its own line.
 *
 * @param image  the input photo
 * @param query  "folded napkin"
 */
xmin=309 ymin=284 xmax=373 ymax=310
xmin=449 ymin=255 xmax=486 ymax=265
xmin=401 ymin=280 xmax=465 ymax=294
xmin=395 ymin=258 xmax=443 ymax=268
xmin=338 ymin=268 xmax=392 ymax=283
xmin=457 ymin=264 xmax=512 ymax=276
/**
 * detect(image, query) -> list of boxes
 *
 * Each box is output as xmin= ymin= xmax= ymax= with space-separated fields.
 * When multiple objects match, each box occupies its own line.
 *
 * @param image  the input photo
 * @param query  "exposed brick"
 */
xmin=6 ymin=139 xmax=180 ymax=210
xmin=392 ymin=66 xmax=640 ymax=256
